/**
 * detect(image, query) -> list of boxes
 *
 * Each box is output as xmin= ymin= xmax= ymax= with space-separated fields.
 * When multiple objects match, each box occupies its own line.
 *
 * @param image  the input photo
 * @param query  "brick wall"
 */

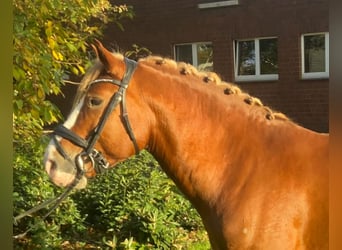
xmin=101 ymin=0 xmax=329 ymax=132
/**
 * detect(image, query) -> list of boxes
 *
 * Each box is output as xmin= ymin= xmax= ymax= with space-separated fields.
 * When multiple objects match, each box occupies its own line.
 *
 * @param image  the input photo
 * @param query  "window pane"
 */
xmin=175 ymin=44 xmax=193 ymax=64
xmin=197 ymin=43 xmax=213 ymax=71
xmin=260 ymin=38 xmax=278 ymax=74
xmin=304 ymin=34 xmax=325 ymax=73
xmin=237 ymin=40 xmax=255 ymax=75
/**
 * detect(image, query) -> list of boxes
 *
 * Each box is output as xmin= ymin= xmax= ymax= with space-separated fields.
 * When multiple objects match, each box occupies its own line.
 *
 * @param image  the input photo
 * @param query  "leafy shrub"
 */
xmin=13 ymin=135 xmax=85 ymax=249
xmin=72 ymin=150 xmax=210 ymax=249
xmin=14 ymin=146 xmax=210 ymax=249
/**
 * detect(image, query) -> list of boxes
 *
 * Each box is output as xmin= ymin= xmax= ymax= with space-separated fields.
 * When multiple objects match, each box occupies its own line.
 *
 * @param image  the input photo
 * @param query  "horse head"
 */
xmin=44 ymin=41 xmax=151 ymax=189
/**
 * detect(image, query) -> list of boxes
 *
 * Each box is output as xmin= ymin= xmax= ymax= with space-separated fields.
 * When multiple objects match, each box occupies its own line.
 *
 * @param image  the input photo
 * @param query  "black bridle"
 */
xmin=14 ymin=58 xmax=139 ymax=238
xmin=53 ymin=57 xmax=139 ymax=179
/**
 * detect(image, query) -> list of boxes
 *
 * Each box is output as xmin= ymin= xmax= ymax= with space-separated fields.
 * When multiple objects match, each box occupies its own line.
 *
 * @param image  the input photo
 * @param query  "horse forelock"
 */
xmin=138 ymin=55 xmax=289 ymax=122
xmin=72 ymin=60 xmax=104 ymax=109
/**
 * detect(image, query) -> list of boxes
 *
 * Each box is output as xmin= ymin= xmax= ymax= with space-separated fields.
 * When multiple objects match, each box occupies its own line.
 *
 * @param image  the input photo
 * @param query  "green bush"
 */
xmin=13 ymin=135 xmax=85 ymax=249
xmin=14 ymin=146 xmax=210 ymax=249
xmin=72 ymin=150 xmax=210 ymax=249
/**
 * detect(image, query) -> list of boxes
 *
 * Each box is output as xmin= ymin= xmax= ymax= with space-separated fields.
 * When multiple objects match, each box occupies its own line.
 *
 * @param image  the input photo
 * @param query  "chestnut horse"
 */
xmin=44 ymin=41 xmax=328 ymax=249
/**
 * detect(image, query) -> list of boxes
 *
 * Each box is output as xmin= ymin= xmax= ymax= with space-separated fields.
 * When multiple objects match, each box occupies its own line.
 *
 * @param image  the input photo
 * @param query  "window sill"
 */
xmin=301 ymin=72 xmax=329 ymax=80
xmin=235 ymin=74 xmax=279 ymax=82
xmin=198 ymin=0 xmax=239 ymax=9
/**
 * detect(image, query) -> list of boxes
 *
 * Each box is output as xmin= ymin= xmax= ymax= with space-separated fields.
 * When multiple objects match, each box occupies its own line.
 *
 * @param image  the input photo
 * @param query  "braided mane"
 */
xmin=139 ymin=55 xmax=289 ymax=121
xmin=74 ymin=53 xmax=288 ymax=121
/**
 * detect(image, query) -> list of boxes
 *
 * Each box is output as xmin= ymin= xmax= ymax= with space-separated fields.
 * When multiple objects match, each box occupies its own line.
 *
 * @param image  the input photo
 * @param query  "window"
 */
xmin=301 ymin=33 xmax=329 ymax=79
xmin=234 ymin=37 xmax=278 ymax=82
xmin=174 ymin=43 xmax=213 ymax=71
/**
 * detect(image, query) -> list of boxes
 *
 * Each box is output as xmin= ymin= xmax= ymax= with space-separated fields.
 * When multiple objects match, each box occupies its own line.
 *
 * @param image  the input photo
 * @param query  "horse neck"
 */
xmin=138 ymin=66 xmax=261 ymax=207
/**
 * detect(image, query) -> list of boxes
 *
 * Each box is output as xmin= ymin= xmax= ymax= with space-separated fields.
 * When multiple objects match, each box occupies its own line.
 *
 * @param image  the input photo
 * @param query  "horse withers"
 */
xmin=44 ymin=41 xmax=329 ymax=249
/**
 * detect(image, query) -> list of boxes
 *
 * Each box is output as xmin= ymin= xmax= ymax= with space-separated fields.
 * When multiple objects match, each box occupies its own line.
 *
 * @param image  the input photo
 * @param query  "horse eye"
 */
xmin=88 ymin=97 xmax=103 ymax=107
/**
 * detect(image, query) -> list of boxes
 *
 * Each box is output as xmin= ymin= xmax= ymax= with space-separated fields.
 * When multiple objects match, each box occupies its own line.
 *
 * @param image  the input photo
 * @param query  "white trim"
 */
xmin=302 ymin=72 xmax=329 ymax=79
xmin=198 ymin=0 xmax=239 ymax=9
xmin=326 ymin=33 xmax=329 ymax=76
xmin=234 ymin=41 xmax=239 ymax=77
xmin=255 ymin=39 xmax=260 ymax=76
xmin=235 ymin=74 xmax=279 ymax=82
xmin=234 ymin=37 xmax=279 ymax=82
xmin=192 ymin=44 xmax=198 ymax=68
xmin=301 ymin=32 xmax=329 ymax=79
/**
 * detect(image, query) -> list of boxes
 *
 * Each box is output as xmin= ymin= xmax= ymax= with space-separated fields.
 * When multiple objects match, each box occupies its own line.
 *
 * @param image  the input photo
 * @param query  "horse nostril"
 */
xmin=46 ymin=159 xmax=57 ymax=174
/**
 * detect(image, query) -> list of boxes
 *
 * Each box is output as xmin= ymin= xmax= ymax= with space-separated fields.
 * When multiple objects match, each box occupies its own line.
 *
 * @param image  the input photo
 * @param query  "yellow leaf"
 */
xmin=46 ymin=20 xmax=52 ymax=29
xmin=45 ymin=21 xmax=53 ymax=36
xmin=52 ymin=50 xmax=59 ymax=60
xmin=48 ymin=37 xmax=55 ymax=49
xmin=77 ymin=65 xmax=85 ymax=74
xmin=57 ymin=52 xmax=64 ymax=61
xmin=52 ymin=50 xmax=64 ymax=61
xmin=37 ymin=88 xmax=45 ymax=99
xmin=71 ymin=67 xmax=79 ymax=75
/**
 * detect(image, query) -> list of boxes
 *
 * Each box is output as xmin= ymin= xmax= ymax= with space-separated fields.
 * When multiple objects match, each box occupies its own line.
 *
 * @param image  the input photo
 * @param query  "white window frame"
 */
xmin=301 ymin=32 xmax=329 ymax=79
xmin=174 ymin=42 xmax=213 ymax=69
xmin=234 ymin=37 xmax=279 ymax=82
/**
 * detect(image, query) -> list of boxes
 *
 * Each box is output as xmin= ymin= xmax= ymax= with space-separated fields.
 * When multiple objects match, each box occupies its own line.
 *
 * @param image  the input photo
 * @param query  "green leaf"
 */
xmin=14 ymin=100 xmax=23 ymax=110
xmin=66 ymin=42 xmax=77 ymax=52
xmin=13 ymin=66 xmax=26 ymax=81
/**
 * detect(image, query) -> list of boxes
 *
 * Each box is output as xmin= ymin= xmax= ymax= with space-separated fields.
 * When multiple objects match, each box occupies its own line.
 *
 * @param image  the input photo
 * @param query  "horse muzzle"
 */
xmin=44 ymin=143 xmax=88 ymax=189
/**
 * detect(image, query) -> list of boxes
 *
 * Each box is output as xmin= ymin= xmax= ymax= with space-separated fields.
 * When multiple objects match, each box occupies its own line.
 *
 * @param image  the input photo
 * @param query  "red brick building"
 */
xmin=103 ymin=0 xmax=329 ymax=132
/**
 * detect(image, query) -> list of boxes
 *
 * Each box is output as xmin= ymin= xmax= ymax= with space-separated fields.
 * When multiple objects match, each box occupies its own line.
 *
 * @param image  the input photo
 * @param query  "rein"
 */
xmin=14 ymin=57 xmax=139 ymax=239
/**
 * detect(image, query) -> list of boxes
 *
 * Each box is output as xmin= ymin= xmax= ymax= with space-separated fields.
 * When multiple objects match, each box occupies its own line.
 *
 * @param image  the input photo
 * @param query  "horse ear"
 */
xmin=92 ymin=40 xmax=125 ymax=77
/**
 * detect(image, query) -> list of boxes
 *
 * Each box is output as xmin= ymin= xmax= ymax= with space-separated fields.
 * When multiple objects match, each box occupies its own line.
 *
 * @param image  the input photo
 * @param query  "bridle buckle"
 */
xmin=89 ymin=149 xmax=110 ymax=173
